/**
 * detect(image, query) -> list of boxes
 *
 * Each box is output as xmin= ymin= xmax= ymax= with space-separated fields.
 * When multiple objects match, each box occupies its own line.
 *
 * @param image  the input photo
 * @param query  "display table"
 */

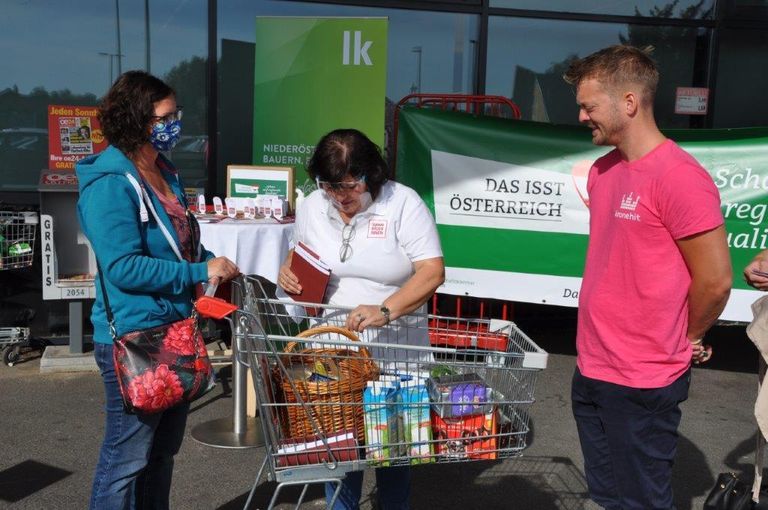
xmin=193 ymin=220 xmax=293 ymax=449
xmin=199 ymin=219 xmax=293 ymax=282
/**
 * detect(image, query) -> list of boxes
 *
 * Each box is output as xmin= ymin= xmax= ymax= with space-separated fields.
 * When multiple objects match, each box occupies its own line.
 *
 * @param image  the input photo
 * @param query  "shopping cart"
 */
xmin=0 ymin=210 xmax=38 ymax=366
xmin=234 ymin=276 xmax=548 ymax=509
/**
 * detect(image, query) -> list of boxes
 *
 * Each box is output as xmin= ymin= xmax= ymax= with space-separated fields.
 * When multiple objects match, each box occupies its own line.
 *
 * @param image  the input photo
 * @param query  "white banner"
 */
xmin=431 ymin=150 xmax=590 ymax=235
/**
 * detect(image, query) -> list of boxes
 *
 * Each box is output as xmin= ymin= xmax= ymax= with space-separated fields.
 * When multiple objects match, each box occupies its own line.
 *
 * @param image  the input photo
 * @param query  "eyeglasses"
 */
xmin=316 ymin=175 xmax=365 ymax=193
xmin=339 ymin=223 xmax=355 ymax=262
xmin=151 ymin=107 xmax=183 ymax=125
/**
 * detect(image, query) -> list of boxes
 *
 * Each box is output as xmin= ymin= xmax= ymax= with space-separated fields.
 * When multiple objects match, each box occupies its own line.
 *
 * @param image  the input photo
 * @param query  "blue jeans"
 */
xmin=572 ymin=367 xmax=690 ymax=510
xmin=90 ymin=342 xmax=190 ymax=510
xmin=325 ymin=466 xmax=411 ymax=510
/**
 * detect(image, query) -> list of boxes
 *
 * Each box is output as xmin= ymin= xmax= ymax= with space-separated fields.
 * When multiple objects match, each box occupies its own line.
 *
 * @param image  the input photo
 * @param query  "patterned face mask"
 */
xmin=149 ymin=119 xmax=182 ymax=152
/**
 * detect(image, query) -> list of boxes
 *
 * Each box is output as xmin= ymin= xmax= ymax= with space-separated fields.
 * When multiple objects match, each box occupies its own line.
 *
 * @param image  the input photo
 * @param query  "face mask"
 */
xmin=149 ymin=120 xmax=182 ymax=152
xmin=328 ymin=191 xmax=373 ymax=213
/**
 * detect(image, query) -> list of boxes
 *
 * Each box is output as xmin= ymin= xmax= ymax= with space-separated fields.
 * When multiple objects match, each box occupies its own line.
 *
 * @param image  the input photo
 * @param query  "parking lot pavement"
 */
xmin=0 ymin=342 xmax=761 ymax=509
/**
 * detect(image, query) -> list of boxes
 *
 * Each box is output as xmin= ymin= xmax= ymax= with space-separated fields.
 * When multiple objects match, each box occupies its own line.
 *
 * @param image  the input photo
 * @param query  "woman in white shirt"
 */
xmin=278 ymin=128 xmax=445 ymax=510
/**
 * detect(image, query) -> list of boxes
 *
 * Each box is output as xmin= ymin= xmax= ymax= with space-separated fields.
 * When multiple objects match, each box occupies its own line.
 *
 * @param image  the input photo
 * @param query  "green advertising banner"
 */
xmin=396 ymin=107 xmax=768 ymax=322
xmin=253 ymin=17 xmax=388 ymax=193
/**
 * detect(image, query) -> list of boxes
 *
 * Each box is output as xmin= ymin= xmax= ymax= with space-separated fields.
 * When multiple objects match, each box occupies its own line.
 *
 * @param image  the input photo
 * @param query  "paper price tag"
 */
xmin=197 ymin=194 xmax=206 ymax=215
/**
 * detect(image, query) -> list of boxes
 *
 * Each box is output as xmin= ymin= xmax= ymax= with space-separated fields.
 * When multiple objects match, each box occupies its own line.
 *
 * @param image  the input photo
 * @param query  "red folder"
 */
xmin=287 ymin=242 xmax=330 ymax=314
xmin=275 ymin=430 xmax=359 ymax=467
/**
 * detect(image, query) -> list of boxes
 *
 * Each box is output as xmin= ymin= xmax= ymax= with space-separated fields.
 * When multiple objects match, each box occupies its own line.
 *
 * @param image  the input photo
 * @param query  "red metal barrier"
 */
xmin=392 ymin=94 xmax=522 ymax=328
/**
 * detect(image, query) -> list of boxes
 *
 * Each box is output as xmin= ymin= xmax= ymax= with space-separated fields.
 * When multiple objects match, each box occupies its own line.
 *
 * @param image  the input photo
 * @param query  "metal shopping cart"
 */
xmin=232 ymin=276 xmax=548 ymax=509
xmin=0 ymin=210 xmax=38 ymax=366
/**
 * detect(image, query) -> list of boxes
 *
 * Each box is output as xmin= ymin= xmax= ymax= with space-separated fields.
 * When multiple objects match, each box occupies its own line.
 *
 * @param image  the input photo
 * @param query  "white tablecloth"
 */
xmin=199 ymin=219 xmax=294 ymax=284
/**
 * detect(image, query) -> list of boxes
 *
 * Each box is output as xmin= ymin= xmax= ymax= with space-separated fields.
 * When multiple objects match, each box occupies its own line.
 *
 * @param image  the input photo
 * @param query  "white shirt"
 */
xmin=293 ymin=180 xmax=443 ymax=308
xmin=292 ymin=180 xmax=443 ymax=366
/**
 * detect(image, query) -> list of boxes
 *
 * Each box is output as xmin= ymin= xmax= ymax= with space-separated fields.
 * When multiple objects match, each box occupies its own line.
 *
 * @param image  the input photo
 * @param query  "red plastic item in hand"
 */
xmin=195 ymin=296 xmax=238 ymax=320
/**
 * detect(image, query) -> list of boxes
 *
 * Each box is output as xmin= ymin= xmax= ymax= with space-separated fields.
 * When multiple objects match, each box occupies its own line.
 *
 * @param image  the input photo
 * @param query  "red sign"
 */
xmin=47 ymin=105 xmax=108 ymax=170
xmin=40 ymin=171 xmax=79 ymax=186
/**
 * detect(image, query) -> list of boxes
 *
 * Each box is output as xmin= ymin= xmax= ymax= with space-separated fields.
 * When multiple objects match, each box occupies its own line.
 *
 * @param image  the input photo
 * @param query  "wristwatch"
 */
xmin=380 ymin=305 xmax=391 ymax=325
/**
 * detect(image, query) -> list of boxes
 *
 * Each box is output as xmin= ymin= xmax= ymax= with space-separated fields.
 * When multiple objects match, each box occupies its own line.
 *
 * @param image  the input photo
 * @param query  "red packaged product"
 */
xmin=431 ymin=409 xmax=498 ymax=460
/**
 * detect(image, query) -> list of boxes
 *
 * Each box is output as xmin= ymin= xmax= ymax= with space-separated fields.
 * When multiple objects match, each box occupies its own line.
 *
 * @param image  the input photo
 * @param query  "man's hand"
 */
xmin=689 ymin=338 xmax=712 ymax=365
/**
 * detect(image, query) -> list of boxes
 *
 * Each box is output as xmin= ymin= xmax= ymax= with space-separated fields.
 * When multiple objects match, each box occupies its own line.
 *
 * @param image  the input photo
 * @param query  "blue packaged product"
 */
xmin=363 ymin=380 xmax=400 ymax=465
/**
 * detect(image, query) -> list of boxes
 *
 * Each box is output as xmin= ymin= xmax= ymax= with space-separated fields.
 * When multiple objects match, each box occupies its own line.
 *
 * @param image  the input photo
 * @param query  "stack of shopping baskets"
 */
xmin=0 ymin=209 xmax=38 ymax=366
xmin=0 ymin=210 xmax=37 ymax=270
xmin=231 ymin=276 xmax=548 ymax=509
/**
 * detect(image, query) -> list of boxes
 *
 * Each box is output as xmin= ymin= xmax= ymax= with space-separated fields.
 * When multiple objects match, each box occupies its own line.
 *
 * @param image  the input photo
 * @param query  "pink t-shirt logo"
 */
xmin=620 ymin=192 xmax=640 ymax=211
xmin=614 ymin=192 xmax=642 ymax=222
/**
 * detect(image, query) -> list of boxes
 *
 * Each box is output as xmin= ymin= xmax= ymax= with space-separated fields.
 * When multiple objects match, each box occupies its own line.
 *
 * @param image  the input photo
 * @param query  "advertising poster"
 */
xmin=47 ymin=105 xmax=107 ymax=171
xmin=396 ymin=107 xmax=768 ymax=322
xmin=252 ymin=17 xmax=387 ymax=193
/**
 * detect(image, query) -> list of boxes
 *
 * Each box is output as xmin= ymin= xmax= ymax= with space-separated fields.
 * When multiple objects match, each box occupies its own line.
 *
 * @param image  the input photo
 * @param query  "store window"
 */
xmin=723 ymin=0 xmax=768 ymax=19
xmin=712 ymin=28 xmax=768 ymax=128
xmin=489 ymin=0 xmax=715 ymax=19
xmin=217 ymin=0 xmax=479 ymax=190
xmin=485 ymin=16 xmax=702 ymax=128
xmin=0 ymin=0 xmax=207 ymax=193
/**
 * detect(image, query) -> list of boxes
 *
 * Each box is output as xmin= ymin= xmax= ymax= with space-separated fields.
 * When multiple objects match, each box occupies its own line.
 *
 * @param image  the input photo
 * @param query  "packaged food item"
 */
xmin=401 ymin=379 xmax=434 ymax=464
xmin=427 ymin=373 xmax=493 ymax=418
xmin=363 ymin=380 xmax=400 ymax=465
xmin=8 ymin=242 xmax=32 ymax=256
xmin=431 ymin=408 xmax=498 ymax=460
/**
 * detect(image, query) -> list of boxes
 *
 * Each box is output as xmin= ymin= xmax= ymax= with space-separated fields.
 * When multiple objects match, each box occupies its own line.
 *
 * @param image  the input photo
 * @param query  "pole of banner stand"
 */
xmin=191 ymin=276 xmax=264 ymax=449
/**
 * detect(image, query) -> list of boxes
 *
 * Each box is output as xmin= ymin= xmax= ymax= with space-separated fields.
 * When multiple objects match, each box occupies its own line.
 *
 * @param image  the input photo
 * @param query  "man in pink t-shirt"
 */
xmin=564 ymin=45 xmax=732 ymax=509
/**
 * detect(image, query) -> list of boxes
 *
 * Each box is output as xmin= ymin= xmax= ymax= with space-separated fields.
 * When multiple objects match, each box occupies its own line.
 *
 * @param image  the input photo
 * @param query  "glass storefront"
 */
xmin=0 ymin=0 xmax=207 ymax=192
xmin=713 ymin=27 xmax=768 ymax=128
xmin=486 ymin=16 xmax=701 ymax=127
xmin=489 ymin=0 xmax=715 ymax=18
xmin=0 ymin=0 xmax=765 ymax=194
xmin=217 ymin=0 xmax=478 ymax=190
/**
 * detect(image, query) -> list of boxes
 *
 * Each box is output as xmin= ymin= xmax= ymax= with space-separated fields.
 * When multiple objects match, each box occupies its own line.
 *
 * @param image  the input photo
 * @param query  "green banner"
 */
xmin=396 ymin=107 xmax=768 ymax=322
xmin=253 ymin=17 xmax=388 ymax=194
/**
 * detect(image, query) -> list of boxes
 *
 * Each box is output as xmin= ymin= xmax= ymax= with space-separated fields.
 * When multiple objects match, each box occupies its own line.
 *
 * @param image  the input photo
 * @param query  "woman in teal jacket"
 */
xmin=77 ymin=71 xmax=239 ymax=510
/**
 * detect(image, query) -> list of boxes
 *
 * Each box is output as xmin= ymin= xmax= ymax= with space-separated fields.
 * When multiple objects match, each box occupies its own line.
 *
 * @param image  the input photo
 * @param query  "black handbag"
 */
xmin=704 ymin=473 xmax=755 ymax=510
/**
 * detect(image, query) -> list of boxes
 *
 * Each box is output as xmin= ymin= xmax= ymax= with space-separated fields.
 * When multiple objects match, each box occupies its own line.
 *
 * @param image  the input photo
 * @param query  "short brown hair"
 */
xmin=307 ymin=129 xmax=389 ymax=200
xmin=563 ymin=45 xmax=659 ymax=105
xmin=99 ymin=71 xmax=175 ymax=156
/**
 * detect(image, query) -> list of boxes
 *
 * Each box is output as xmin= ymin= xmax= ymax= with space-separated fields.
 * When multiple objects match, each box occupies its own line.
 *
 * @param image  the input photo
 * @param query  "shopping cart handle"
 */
xmin=195 ymin=296 xmax=238 ymax=320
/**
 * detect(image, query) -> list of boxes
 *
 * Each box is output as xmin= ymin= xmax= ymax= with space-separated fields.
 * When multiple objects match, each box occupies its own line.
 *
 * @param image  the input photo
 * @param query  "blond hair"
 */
xmin=563 ymin=45 xmax=659 ymax=106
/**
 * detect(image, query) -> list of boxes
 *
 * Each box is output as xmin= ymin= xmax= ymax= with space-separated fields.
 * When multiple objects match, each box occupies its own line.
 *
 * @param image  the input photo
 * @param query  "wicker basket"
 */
xmin=275 ymin=326 xmax=379 ymax=441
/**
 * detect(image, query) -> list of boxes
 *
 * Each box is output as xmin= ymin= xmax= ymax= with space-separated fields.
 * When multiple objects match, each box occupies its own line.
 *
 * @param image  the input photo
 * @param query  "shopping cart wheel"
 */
xmin=3 ymin=345 xmax=20 ymax=367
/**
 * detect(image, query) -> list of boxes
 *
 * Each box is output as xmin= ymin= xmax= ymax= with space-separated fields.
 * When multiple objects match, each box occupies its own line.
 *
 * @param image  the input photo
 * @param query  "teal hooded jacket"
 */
xmin=76 ymin=145 xmax=213 ymax=344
